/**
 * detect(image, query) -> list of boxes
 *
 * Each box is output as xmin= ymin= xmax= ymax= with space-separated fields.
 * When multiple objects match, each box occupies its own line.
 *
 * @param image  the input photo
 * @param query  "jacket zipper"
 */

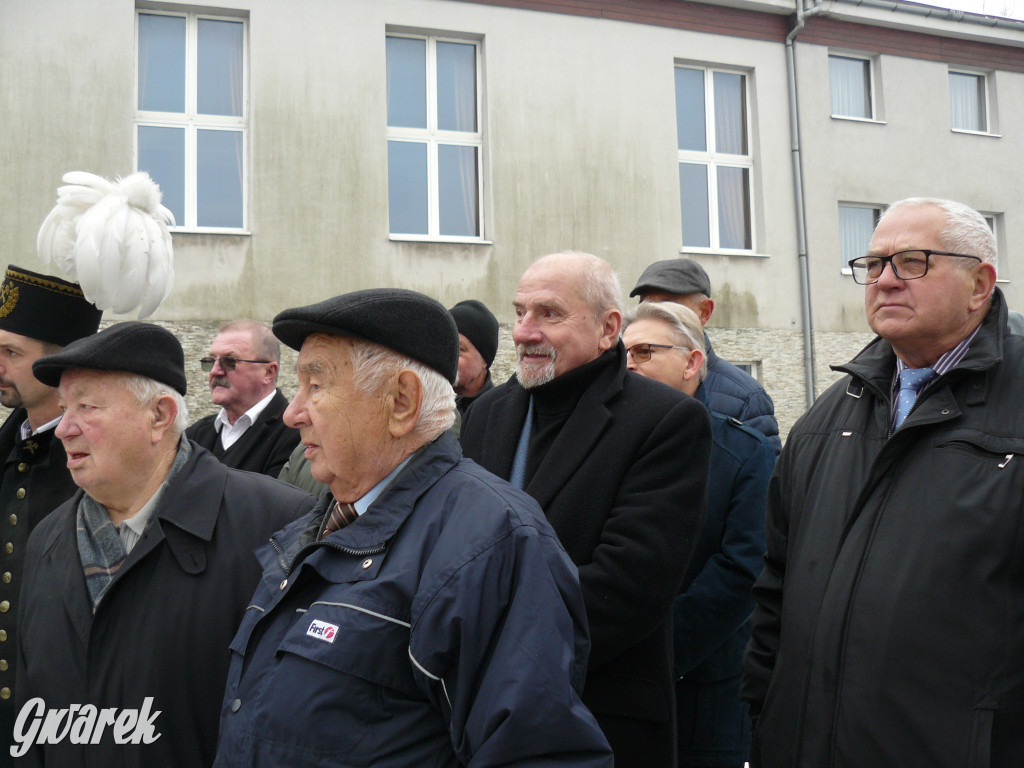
xmin=270 ymin=536 xmax=387 ymax=577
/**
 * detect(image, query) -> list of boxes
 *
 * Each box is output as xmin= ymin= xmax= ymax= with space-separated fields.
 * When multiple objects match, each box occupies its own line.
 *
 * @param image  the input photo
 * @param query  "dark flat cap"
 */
xmin=630 ymin=259 xmax=712 ymax=299
xmin=33 ymin=321 xmax=187 ymax=395
xmin=273 ymin=288 xmax=459 ymax=383
xmin=449 ymin=299 xmax=499 ymax=368
xmin=0 ymin=265 xmax=102 ymax=347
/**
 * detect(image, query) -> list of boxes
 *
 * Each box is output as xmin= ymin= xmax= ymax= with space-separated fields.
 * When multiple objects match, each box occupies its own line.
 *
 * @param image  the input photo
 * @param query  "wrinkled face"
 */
xmin=55 ymin=369 xmax=157 ymax=508
xmin=622 ymin=318 xmax=697 ymax=395
xmin=284 ymin=335 xmax=391 ymax=502
xmin=0 ymin=330 xmax=56 ymax=412
xmin=207 ymin=329 xmax=273 ymax=418
xmin=865 ymin=204 xmax=989 ymax=367
xmin=455 ymin=334 xmax=488 ymax=396
xmin=512 ymin=260 xmax=617 ymax=388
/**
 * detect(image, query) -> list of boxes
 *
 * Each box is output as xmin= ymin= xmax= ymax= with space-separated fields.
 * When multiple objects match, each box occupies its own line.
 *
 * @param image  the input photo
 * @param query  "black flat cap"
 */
xmin=33 ymin=321 xmax=187 ymax=395
xmin=449 ymin=300 xmax=499 ymax=368
xmin=0 ymin=265 xmax=102 ymax=347
xmin=273 ymin=288 xmax=459 ymax=383
xmin=630 ymin=258 xmax=712 ymax=299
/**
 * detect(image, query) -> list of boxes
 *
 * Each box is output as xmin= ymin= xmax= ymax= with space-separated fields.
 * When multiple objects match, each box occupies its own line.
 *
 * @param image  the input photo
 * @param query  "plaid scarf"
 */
xmin=77 ymin=438 xmax=191 ymax=611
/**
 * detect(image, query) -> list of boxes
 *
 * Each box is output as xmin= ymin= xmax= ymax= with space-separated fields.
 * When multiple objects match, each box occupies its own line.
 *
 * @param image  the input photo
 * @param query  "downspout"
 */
xmin=786 ymin=0 xmax=826 ymax=409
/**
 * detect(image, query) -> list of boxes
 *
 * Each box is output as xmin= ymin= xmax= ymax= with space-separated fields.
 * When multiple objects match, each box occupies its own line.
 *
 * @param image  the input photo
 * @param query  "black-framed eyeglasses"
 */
xmin=200 ymin=356 xmax=270 ymax=373
xmin=848 ymin=249 xmax=982 ymax=285
xmin=625 ymin=343 xmax=690 ymax=364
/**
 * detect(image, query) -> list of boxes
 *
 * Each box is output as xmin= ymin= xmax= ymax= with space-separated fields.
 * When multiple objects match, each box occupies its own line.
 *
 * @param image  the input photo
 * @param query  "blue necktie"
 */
xmin=894 ymin=367 xmax=935 ymax=429
xmin=510 ymin=397 xmax=534 ymax=489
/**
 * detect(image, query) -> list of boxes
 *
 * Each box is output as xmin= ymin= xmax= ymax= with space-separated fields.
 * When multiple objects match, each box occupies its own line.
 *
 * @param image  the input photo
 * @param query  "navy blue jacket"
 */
xmin=674 ymin=391 xmax=775 ymax=766
xmin=214 ymin=431 xmax=612 ymax=768
xmin=703 ymin=337 xmax=780 ymax=453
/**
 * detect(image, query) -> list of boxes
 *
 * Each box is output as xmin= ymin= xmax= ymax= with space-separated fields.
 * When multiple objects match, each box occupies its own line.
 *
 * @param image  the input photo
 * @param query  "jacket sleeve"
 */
xmin=580 ymin=396 xmax=711 ymax=669
xmin=737 ymin=392 xmax=782 ymax=454
xmin=408 ymin=524 xmax=613 ymax=768
xmin=674 ymin=435 xmax=775 ymax=676
xmin=741 ymin=447 xmax=790 ymax=723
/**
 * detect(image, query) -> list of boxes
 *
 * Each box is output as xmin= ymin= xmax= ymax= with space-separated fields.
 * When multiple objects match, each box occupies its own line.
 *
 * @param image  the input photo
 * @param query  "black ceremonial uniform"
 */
xmin=0 ymin=409 xmax=77 ymax=749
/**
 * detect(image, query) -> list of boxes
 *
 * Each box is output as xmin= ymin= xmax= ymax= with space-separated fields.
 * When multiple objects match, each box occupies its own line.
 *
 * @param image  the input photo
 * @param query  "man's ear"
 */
xmin=151 ymin=394 xmax=178 ymax=443
xmin=387 ymin=370 xmax=423 ymax=439
xmin=683 ymin=349 xmax=705 ymax=384
xmin=697 ymin=297 xmax=714 ymax=326
xmin=598 ymin=309 xmax=623 ymax=352
xmin=969 ymin=262 xmax=997 ymax=312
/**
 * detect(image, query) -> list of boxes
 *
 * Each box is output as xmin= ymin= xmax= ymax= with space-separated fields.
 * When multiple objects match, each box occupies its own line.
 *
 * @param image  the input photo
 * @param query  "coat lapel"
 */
xmin=475 ymin=380 xmax=530 ymax=480
xmin=45 ymin=501 xmax=93 ymax=648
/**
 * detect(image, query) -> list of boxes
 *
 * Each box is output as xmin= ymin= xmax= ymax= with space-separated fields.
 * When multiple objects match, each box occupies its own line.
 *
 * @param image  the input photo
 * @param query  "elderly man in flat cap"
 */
xmin=14 ymin=322 xmax=313 ymax=768
xmin=0 ymin=266 xmax=101 ymax=757
xmin=449 ymin=299 xmax=500 ymax=417
xmin=213 ymin=288 xmax=612 ymax=768
xmin=632 ymin=258 xmax=780 ymax=452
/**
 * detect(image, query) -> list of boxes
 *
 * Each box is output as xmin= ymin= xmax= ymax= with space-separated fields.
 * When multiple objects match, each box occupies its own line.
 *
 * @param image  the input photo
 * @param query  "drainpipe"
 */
xmin=786 ymin=0 xmax=826 ymax=409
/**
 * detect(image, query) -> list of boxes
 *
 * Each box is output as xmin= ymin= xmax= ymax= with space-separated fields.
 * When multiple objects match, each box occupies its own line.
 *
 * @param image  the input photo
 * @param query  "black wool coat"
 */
xmin=15 ymin=443 xmax=314 ymax=768
xmin=461 ymin=343 xmax=711 ymax=768
xmin=185 ymin=389 xmax=300 ymax=477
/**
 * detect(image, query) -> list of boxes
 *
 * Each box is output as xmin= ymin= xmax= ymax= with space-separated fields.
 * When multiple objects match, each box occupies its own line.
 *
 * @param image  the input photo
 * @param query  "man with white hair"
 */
xmin=461 ymin=252 xmax=712 ymax=768
xmin=213 ymin=288 xmax=612 ymax=767
xmin=742 ymin=198 xmax=1024 ymax=766
xmin=15 ymin=322 xmax=313 ymax=768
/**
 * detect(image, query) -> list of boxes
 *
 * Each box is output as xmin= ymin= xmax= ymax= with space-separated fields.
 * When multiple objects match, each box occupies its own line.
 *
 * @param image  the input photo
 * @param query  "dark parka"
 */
xmin=186 ymin=389 xmax=301 ymax=477
xmin=0 ymin=410 xmax=78 ymax=741
xmin=461 ymin=343 xmax=711 ymax=768
xmin=16 ymin=443 xmax=314 ymax=768
xmin=674 ymin=392 xmax=775 ymax=767
xmin=213 ymin=431 xmax=613 ymax=768
xmin=703 ymin=338 xmax=781 ymax=453
xmin=743 ymin=290 xmax=1024 ymax=768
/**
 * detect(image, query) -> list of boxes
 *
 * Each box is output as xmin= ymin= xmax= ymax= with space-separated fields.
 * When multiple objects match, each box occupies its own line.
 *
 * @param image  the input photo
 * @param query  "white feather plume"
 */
xmin=36 ymin=171 xmax=175 ymax=318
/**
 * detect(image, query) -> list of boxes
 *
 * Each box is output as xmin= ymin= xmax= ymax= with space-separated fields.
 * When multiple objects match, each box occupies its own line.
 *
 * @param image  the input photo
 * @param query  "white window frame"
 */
xmin=981 ymin=213 xmax=1008 ymax=282
xmin=733 ymin=360 xmax=762 ymax=384
xmin=386 ymin=32 xmax=485 ymax=243
xmin=828 ymin=52 xmax=878 ymax=122
xmin=838 ymin=203 xmax=882 ymax=275
xmin=949 ymin=68 xmax=991 ymax=135
xmin=675 ymin=64 xmax=756 ymax=255
xmin=134 ymin=9 xmax=249 ymax=233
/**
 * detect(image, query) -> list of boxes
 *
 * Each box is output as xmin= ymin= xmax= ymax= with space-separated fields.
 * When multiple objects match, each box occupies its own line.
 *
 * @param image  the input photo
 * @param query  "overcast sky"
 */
xmin=930 ymin=0 xmax=1023 ymax=19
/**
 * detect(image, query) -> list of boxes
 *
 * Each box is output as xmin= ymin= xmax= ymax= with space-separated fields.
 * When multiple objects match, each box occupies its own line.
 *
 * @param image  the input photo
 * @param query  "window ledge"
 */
xmin=951 ymin=129 xmax=1001 ymax=138
xmin=680 ymin=249 xmax=770 ymax=259
xmin=389 ymin=235 xmax=493 ymax=245
xmin=830 ymin=115 xmax=886 ymax=125
xmin=170 ymin=228 xmax=251 ymax=236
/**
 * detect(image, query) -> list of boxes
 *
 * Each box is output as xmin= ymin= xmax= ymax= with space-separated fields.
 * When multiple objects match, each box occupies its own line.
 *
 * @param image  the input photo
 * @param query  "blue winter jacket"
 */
xmin=213 ymin=431 xmax=612 ymax=768
xmin=703 ymin=337 xmax=781 ymax=453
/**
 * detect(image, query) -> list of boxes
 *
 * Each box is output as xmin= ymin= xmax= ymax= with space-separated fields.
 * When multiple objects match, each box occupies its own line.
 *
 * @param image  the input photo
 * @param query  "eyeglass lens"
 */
xmin=201 ymin=356 xmax=238 ymax=372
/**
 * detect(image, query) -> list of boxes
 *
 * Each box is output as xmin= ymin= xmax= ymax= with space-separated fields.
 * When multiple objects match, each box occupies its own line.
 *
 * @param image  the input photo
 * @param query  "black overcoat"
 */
xmin=15 ymin=443 xmax=314 ymax=768
xmin=185 ymin=389 xmax=300 ymax=477
xmin=461 ymin=343 xmax=711 ymax=768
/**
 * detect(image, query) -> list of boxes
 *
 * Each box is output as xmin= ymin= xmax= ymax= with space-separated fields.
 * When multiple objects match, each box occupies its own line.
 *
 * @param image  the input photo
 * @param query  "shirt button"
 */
xmin=230 ymin=698 xmax=241 ymax=713
xmin=0 ymin=688 xmax=9 ymax=700
xmin=15 ymin=489 xmax=24 ymax=500
xmin=7 ymin=515 xmax=15 ymax=526
xmin=16 ymin=464 xmax=26 ymax=474
xmin=279 ymin=579 xmax=288 ymax=591
xmin=2 ymin=574 xmax=10 ymax=584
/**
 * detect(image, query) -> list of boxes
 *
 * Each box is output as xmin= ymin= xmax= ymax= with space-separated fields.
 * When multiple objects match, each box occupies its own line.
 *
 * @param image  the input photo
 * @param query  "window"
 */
xmin=386 ymin=33 xmax=482 ymax=240
xmin=950 ymin=70 xmax=988 ymax=132
xmin=675 ymin=65 xmax=752 ymax=252
xmin=136 ymin=11 xmax=246 ymax=231
xmin=734 ymin=361 xmax=762 ymax=383
xmin=838 ymin=204 xmax=882 ymax=274
xmin=982 ymin=213 xmax=1008 ymax=281
xmin=829 ymin=54 xmax=873 ymax=119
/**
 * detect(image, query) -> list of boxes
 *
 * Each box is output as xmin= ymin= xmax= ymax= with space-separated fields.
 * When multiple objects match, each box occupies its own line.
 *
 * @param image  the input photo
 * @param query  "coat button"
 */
xmin=0 ymin=688 xmax=9 ymax=700
xmin=0 ymin=630 xmax=7 ymax=642
xmin=0 ymin=660 xmax=8 ymax=672
xmin=230 ymin=698 xmax=241 ymax=713
xmin=15 ymin=489 xmax=24 ymax=500
xmin=7 ymin=516 xmax=15 ymax=526
xmin=3 ymin=544 xmax=11 ymax=555
xmin=279 ymin=579 xmax=288 ymax=591
xmin=361 ymin=558 xmax=373 ymax=569
xmin=0 ymin=602 xmax=9 ymax=614
xmin=16 ymin=464 xmax=26 ymax=474
xmin=2 ymin=573 xmax=10 ymax=584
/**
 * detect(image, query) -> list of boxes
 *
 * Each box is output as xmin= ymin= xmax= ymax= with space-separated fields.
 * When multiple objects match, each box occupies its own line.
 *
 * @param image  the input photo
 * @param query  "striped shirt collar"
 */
xmin=889 ymin=324 xmax=982 ymax=425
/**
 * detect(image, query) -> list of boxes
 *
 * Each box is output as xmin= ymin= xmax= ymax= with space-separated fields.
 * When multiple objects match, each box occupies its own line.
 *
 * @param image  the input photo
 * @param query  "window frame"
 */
xmin=674 ymin=63 xmax=756 ymax=256
xmin=949 ymin=68 xmax=991 ymax=135
xmin=837 ymin=203 xmax=883 ymax=276
xmin=828 ymin=52 xmax=878 ymax=122
xmin=134 ymin=8 xmax=249 ymax=233
xmin=386 ymin=31 xmax=486 ymax=243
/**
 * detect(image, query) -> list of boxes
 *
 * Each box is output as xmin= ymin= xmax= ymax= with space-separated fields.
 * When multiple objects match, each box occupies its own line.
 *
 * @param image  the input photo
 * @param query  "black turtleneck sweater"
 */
xmin=523 ymin=347 xmax=619 ymax=485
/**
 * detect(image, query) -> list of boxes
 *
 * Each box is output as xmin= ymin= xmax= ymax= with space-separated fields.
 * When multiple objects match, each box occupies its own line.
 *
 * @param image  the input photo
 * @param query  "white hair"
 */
xmin=347 ymin=339 xmax=456 ymax=443
xmin=119 ymin=373 xmax=188 ymax=434
xmin=883 ymin=197 xmax=997 ymax=266
xmin=537 ymin=251 xmax=623 ymax=315
xmin=622 ymin=301 xmax=709 ymax=381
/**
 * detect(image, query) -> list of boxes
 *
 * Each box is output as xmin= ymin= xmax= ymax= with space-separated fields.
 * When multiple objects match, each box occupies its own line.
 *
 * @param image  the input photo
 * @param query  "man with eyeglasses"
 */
xmin=186 ymin=319 xmax=300 ymax=477
xmin=742 ymin=198 xmax=1024 ymax=767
